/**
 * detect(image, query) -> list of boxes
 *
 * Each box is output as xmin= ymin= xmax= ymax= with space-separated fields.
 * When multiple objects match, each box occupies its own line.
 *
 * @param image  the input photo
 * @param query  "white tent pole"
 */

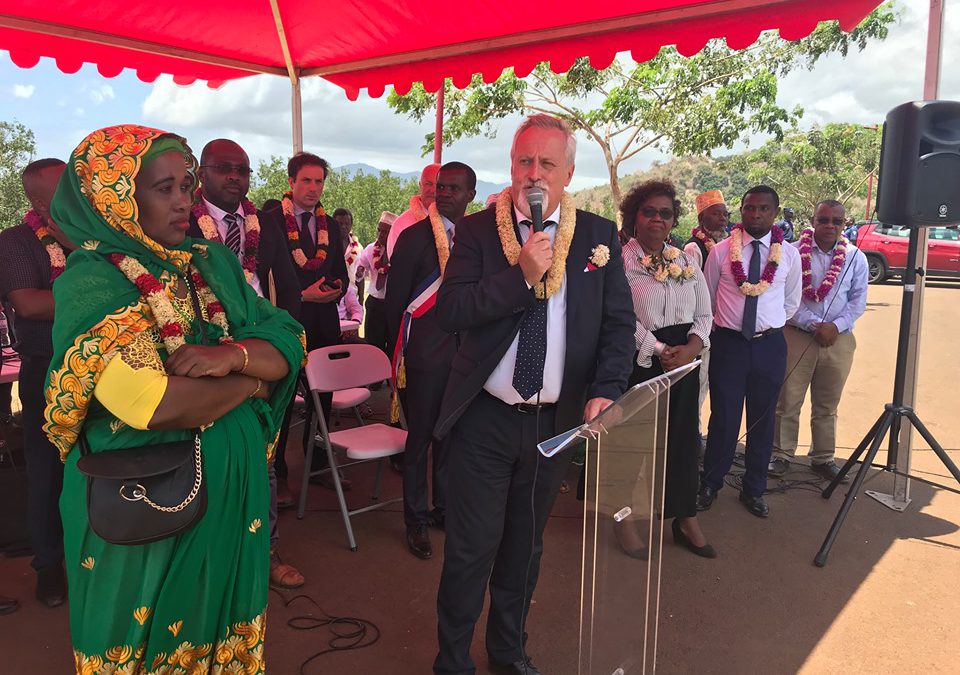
xmin=878 ymin=0 xmax=944 ymax=511
xmin=433 ymin=81 xmax=445 ymax=164
xmin=269 ymin=0 xmax=303 ymax=154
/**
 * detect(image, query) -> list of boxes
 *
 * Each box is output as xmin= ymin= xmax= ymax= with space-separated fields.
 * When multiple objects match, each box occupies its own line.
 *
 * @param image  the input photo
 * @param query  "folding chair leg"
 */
xmin=327 ymin=441 xmax=358 ymax=551
xmin=372 ymin=459 xmax=384 ymax=501
xmin=297 ymin=416 xmax=316 ymax=520
xmin=352 ymin=406 xmax=364 ymax=426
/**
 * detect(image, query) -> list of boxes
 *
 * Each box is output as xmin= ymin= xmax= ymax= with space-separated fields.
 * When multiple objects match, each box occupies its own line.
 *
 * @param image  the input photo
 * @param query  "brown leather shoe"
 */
xmin=276 ymin=482 xmax=295 ymax=509
xmin=406 ymin=525 xmax=432 ymax=559
xmin=269 ymin=551 xmax=305 ymax=589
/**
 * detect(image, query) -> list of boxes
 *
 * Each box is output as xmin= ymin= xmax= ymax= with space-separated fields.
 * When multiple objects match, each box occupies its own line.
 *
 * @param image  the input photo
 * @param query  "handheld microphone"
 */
xmin=525 ymin=187 xmax=545 ymax=233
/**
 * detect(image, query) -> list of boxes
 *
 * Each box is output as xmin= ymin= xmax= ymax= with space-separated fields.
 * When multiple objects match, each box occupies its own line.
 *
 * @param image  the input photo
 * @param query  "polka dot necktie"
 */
xmin=223 ymin=212 xmax=242 ymax=256
xmin=512 ymin=220 xmax=550 ymax=401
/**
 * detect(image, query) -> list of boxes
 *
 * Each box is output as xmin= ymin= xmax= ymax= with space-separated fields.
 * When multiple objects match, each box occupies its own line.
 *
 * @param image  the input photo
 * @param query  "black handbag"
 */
xmin=74 ymin=273 xmax=209 ymax=545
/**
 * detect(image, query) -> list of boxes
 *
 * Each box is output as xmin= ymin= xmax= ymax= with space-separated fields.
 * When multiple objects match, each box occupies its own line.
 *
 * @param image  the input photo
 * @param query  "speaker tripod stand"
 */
xmin=814 ymin=226 xmax=960 ymax=567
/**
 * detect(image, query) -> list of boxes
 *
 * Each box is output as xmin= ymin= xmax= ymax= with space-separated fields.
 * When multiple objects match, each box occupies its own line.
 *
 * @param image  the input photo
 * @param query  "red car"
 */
xmin=855 ymin=221 xmax=960 ymax=284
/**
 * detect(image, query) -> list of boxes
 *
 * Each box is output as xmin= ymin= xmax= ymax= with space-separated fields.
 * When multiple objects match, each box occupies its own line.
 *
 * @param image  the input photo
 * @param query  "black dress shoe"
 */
xmin=489 ymin=656 xmax=543 ymax=675
xmin=406 ymin=525 xmax=432 ymax=559
xmin=738 ymin=491 xmax=770 ymax=518
xmin=427 ymin=508 xmax=445 ymax=530
xmin=0 ymin=595 xmax=18 ymax=615
xmin=811 ymin=461 xmax=848 ymax=483
xmin=768 ymin=458 xmax=790 ymax=477
xmin=671 ymin=519 xmax=717 ymax=559
xmin=696 ymin=485 xmax=718 ymax=512
xmin=36 ymin=566 xmax=66 ymax=608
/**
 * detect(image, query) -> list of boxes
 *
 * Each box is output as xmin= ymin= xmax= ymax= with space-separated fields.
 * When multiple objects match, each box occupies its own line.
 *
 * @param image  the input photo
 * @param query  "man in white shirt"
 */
xmin=386 ymin=163 xmax=440 ymax=257
xmin=771 ymin=200 xmax=868 ymax=481
xmin=698 ymin=185 xmax=802 ymax=518
xmin=357 ymin=211 xmax=396 ymax=355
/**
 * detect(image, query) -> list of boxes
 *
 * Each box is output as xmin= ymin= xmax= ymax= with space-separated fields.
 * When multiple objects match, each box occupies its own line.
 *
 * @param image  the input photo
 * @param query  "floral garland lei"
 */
xmin=24 ymin=209 xmax=67 ymax=281
xmin=729 ymin=225 xmax=784 ymax=296
xmin=798 ymin=226 xmax=848 ymax=302
xmin=191 ymin=196 xmax=261 ymax=284
xmin=495 ymin=190 xmax=576 ymax=299
xmin=639 ymin=244 xmax=696 ymax=283
xmin=427 ymin=203 xmax=452 ymax=275
xmin=281 ymin=193 xmax=329 ymax=270
xmin=345 ymin=232 xmax=361 ymax=268
xmin=691 ymin=225 xmax=721 ymax=252
xmin=109 ymin=252 xmax=231 ymax=353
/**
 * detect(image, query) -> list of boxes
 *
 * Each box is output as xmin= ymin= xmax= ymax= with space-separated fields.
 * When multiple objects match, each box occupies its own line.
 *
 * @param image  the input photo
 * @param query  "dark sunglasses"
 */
xmin=640 ymin=206 xmax=675 ymax=220
xmin=201 ymin=163 xmax=252 ymax=177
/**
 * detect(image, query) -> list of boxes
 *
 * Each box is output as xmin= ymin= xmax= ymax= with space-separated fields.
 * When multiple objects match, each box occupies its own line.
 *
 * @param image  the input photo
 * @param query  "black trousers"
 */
xmin=400 ymin=366 xmax=449 ymax=527
xmin=363 ymin=295 xmax=390 ymax=356
xmin=628 ymin=323 xmax=700 ymax=520
xmin=19 ymin=355 xmax=64 ymax=571
xmin=702 ymin=328 xmax=787 ymax=497
xmin=435 ymin=392 xmax=570 ymax=675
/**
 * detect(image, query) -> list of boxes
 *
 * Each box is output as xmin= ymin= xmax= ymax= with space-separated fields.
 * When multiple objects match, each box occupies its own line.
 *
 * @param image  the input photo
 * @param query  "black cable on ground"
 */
xmin=269 ymin=588 xmax=382 ymax=675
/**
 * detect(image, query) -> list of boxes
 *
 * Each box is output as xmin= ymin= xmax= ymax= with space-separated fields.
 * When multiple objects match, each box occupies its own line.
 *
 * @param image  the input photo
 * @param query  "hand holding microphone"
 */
xmin=519 ymin=187 xmax=552 ymax=287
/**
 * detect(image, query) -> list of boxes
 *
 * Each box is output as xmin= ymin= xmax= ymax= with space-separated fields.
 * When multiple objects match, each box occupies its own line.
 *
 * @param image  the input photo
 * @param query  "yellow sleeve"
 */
xmin=94 ymin=330 xmax=168 ymax=431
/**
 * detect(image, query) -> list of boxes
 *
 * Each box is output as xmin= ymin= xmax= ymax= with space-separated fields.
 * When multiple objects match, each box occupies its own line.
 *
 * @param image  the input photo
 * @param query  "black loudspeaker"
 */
xmin=877 ymin=100 xmax=960 ymax=226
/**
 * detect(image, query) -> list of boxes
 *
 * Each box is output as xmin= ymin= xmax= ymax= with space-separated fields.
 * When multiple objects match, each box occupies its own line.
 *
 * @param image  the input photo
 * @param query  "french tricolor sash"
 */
xmin=390 ymin=267 xmax=442 ymax=422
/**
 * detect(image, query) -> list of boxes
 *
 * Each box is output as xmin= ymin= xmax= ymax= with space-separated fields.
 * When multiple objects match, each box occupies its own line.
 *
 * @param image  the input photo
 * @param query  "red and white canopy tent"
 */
xmin=1 ymin=0 xmax=888 ymax=159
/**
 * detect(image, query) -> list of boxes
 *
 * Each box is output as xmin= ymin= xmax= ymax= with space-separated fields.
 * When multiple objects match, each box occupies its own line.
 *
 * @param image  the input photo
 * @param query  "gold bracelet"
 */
xmin=231 ymin=341 xmax=249 ymax=374
xmin=250 ymin=377 xmax=263 ymax=399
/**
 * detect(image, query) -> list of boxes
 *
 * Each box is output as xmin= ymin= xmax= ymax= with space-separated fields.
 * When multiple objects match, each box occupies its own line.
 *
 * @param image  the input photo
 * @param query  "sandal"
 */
xmin=269 ymin=552 xmax=305 ymax=589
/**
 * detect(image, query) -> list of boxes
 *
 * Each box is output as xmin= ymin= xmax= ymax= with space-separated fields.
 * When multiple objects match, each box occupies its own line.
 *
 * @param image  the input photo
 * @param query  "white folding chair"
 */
xmin=331 ymin=386 xmax=371 ymax=426
xmin=297 ymin=344 xmax=407 ymax=551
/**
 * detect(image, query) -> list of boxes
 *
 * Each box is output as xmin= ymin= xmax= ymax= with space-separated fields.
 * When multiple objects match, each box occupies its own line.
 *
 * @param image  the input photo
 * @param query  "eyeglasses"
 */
xmin=200 ymin=163 xmax=252 ymax=177
xmin=640 ymin=206 xmax=675 ymax=220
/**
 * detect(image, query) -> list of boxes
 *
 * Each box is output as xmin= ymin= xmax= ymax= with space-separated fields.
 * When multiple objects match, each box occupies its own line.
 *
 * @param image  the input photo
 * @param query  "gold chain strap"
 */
xmin=118 ymin=435 xmax=203 ymax=513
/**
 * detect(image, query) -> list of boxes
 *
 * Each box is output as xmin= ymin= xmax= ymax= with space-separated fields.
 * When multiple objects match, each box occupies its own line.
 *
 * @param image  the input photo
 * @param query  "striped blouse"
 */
xmin=622 ymin=238 xmax=713 ymax=368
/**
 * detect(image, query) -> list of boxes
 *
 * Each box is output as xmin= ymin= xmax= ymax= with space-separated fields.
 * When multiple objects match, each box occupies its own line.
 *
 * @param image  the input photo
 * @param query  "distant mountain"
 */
xmin=335 ymin=162 xmax=507 ymax=202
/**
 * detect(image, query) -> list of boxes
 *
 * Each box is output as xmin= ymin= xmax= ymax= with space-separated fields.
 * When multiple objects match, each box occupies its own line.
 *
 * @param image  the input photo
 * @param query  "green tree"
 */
xmin=735 ymin=123 xmax=882 ymax=221
xmin=388 ymin=6 xmax=894 ymax=207
xmin=0 ymin=121 xmax=36 ymax=229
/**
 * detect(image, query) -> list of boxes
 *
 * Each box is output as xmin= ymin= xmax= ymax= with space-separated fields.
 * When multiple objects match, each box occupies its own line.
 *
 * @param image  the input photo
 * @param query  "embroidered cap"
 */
xmin=695 ymin=190 xmax=725 ymax=215
xmin=379 ymin=211 xmax=398 ymax=226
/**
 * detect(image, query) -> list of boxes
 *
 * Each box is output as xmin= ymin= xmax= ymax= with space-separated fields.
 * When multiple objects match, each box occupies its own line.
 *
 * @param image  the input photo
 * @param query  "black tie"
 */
xmin=741 ymin=240 xmax=761 ymax=339
xmin=512 ymin=220 xmax=550 ymax=401
xmin=299 ymin=211 xmax=316 ymax=259
xmin=223 ymin=212 xmax=242 ymax=256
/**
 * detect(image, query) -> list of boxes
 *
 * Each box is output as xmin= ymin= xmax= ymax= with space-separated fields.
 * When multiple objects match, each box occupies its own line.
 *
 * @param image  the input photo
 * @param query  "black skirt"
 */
xmin=628 ymin=323 xmax=700 ymax=519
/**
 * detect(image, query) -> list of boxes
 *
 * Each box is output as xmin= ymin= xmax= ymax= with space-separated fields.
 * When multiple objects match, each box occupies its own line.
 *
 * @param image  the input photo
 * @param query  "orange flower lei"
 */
xmin=24 ymin=209 xmax=67 ymax=281
xmin=427 ymin=203 xmax=451 ymax=275
xmin=281 ymin=193 xmax=329 ymax=270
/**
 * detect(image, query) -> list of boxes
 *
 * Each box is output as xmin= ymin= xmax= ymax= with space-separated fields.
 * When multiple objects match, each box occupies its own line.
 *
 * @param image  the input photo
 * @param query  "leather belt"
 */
xmin=715 ymin=326 xmax=783 ymax=341
xmin=482 ymin=390 xmax=557 ymax=414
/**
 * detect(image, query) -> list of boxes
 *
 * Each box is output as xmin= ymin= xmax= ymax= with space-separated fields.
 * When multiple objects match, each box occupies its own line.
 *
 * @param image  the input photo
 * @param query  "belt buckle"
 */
xmin=515 ymin=403 xmax=536 ymax=414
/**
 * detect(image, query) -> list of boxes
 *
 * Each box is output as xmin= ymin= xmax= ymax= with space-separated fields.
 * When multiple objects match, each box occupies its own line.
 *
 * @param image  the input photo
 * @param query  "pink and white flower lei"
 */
xmin=191 ymin=197 xmax=261 ymax=284
xmin=729 ymin=225 xmax=784 ymax=296
xmin=798 ymin=227 xmax=848 ymax=302
xmin=109 ymin=253 xmax=232 ymax=353
xmin=24 ymin=209 xmax=67 ymax=281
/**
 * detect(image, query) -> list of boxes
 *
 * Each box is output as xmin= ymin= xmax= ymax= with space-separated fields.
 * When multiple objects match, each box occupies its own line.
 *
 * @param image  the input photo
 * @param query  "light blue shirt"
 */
xmin=788 ymin=239 xmax=869 ymax=333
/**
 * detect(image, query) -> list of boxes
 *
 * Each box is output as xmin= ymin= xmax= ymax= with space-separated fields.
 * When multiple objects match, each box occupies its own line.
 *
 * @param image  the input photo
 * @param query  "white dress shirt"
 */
xmin=292 ymin=203 xmax=316 ymax=244
xmin=484 ymin=205 xmax=567 ymax=405
xmin=788 ymin=239 xmax=869 ymax=333
xmin=704 ymin=228 xmax=802 ymax=333
xmin=358 ymin=242 xmax=387 ymax=300
xmin=202 ymin=197 xmax=263 ymax=297
xmin=386 ymin=195 xmax=426 ymax=258
xmin=338 ymin=283 xmax=364 ymax=322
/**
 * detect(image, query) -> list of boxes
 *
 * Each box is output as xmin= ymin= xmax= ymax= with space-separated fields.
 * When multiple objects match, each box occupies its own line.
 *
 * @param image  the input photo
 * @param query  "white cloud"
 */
xmin=88 ymin=84 xmax=115 ymax=103
xmin=12 ymin=84 xmax=35 ymax=99
xmin=74 ymin=107 xmax=85 ymax=117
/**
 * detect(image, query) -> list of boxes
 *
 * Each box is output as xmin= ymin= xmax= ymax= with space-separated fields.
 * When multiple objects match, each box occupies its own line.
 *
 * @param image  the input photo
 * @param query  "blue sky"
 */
xmin=1 ymin=0 xmax=958 ymax=198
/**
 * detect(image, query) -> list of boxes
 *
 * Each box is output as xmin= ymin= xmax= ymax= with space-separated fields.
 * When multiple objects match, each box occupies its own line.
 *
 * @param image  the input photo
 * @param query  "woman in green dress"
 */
xmin=44 ymin=125 xmax=305 ymax=674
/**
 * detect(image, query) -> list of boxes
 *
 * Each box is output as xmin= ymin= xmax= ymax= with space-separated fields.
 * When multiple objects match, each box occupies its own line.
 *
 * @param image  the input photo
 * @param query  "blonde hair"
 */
xmin=510 ymin=115 xmax=576 ymax=165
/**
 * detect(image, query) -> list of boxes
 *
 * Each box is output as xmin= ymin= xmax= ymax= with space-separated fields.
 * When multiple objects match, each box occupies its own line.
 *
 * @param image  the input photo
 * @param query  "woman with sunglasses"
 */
xmin=618 ymin=179 xmax=716 ymax=559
